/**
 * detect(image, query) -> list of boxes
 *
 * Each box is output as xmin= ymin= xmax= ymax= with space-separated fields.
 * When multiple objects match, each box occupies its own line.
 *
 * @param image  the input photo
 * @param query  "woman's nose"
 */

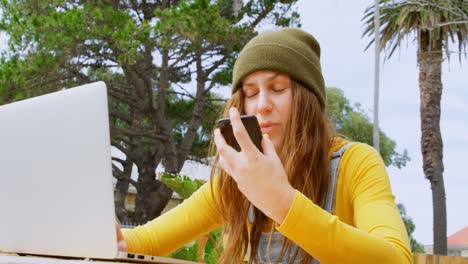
xmin=256 ymin=91 xmax=273 ymax=114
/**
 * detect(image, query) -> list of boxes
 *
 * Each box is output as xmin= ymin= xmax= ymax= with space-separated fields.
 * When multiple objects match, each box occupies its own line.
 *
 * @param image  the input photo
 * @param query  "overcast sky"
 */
xmin=1 ymin=0 xmax=466 ymax=247
xmin=296 ymin=0 xmax=467 ymax=245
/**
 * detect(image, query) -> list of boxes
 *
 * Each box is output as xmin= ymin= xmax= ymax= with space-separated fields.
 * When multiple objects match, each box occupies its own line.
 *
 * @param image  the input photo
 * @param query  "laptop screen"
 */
xmin=0 ymin=82 xmax=119 ymax=259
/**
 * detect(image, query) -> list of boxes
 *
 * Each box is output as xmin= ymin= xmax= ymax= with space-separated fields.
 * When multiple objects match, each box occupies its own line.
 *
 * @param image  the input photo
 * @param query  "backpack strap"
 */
xmin=311 ymin=142 xmax=355 ymax=264
xmin=322 ymin=142 xmax=355 ymax=213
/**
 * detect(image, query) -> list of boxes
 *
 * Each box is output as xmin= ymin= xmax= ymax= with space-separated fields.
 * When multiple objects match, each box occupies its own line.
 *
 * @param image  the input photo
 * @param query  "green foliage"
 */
xmin=398 ymin=204 xmax=426 ymax=253
xmin=155 ymin=0 xmax=231 ymax=48
xmin=168 ymin=228 xmax=223 ymax=263
xmin=203 ymin=228 xmax=223 ymax=264
xmin=0 ymin=52 xmax=60 ymax=105
xmin=160 ymin=172 xmax=223 ymax=263
xmin=362 ymin=0 xmax=468 ymax=60
xmin=326 ymin=87 xmax=410 ymax=168
xmin=170 ymin=240 xmax=199 ymax=262
xmin=160 ymin=172 xmax=205 ymax=199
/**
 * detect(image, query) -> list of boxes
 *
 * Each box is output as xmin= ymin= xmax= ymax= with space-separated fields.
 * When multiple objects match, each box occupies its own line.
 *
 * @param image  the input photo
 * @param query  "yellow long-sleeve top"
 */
xmin=122 ymin=138 xmax=412 ymax=264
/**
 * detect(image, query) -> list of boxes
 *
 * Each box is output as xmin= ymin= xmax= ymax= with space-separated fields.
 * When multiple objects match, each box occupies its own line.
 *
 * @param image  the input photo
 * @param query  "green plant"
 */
xmin=160 ymin=172 xmax=205 ymax=199
xmin=170 ymin=240 xmax=199 ymax=262
xmin=161 ymin=172 xmax=223 ymax=262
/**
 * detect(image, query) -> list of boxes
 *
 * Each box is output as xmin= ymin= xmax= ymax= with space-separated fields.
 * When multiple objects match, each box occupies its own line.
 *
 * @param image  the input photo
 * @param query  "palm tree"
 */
xmin=363 ymin=0 xmax=468 ymax=255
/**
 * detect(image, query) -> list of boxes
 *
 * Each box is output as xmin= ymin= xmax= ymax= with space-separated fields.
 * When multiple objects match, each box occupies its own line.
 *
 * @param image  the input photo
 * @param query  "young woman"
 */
xmin=118 ymin=28 xmax=412 ymax=264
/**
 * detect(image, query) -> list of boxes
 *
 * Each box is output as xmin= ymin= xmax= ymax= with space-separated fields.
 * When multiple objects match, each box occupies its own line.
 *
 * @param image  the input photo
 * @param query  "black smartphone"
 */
xmin=216 ymin=115 xmax=263 ymax=153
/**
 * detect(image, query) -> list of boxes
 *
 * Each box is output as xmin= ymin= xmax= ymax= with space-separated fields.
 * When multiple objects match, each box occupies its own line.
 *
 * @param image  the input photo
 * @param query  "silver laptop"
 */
xmin=0 ymin=82 xmax=194 ymax=264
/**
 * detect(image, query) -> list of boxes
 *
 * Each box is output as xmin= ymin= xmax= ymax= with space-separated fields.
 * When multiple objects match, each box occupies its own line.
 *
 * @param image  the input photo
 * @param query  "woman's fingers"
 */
xmin=214 ymin=128 xmax=237 ymax=172
xmin=261 ymin=133 xmax=277 ymax=157
xmin=229 ymin=108 xmax=258 ymax=154
xmin=218 ymin=156 xmax=234 ymax=177
xmin=115 ymin=223 xmax=128 ymax=252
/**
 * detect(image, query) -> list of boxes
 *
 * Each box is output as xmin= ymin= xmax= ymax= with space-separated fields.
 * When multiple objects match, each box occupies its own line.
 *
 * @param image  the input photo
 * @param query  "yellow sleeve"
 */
xmin=121 ymin=180 xmax=222 ymax=256
xmin=276 ymin=143 xmax=412 ymax=264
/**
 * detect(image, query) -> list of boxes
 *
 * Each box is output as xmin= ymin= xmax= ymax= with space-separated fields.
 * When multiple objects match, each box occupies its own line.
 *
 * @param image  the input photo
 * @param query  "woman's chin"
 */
xmin=271 ymin=140 xmax=282 ymax=152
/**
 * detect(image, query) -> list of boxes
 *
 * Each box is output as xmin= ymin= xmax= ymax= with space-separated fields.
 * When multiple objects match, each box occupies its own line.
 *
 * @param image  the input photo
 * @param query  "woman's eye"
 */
xmin=245 ymin=91 xmax=258 ymax=98
xmin=273 ymin=86 xmax=286 ymax=92
xmin=243 ymin=89 xmax=258 ymax=98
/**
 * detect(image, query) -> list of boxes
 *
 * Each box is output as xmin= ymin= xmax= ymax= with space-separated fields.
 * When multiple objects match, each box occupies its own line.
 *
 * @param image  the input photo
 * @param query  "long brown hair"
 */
xmin=209 ymin=79 xmax=335 ymax=263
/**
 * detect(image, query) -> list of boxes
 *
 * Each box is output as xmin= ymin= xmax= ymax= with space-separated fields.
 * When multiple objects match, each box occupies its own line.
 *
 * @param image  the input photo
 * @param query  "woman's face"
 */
xmin=242 ymin=70 xmax=292 ymax=150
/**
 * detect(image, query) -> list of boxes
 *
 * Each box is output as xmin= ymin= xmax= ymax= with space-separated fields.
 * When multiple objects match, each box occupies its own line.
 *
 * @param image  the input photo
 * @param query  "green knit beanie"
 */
xmin=232 ymin=28 xmax=326 ymax=109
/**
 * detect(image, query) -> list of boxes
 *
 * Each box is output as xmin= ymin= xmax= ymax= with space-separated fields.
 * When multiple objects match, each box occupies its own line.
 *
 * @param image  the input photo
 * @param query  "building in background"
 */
xmin=425 ymin=226 xmax=468 ymax=256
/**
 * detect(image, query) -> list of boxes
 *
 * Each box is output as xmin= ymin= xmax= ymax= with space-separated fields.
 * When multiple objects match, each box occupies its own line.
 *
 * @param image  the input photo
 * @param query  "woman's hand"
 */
xmin=214 ymin=107 xmax=295 ymax=224
xmin=115 ymin=223 xmax=128 ymax=252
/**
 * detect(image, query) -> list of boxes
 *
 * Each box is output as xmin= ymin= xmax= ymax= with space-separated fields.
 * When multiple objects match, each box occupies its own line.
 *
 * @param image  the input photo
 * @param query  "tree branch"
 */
xmin=177 ymin=48 xmax=207 ymax=170
xmin=204 ymin=55 xmax=228 ymax=77
xmin=111 ymin=127 xmax=167 ymax=141
xmin=112 ymin=156 xmax=127 ymax=165
xmin=386 ymin=0 xmax=467 ymax=21
xmin=108 ymin=89 xmax=143 ymax=111
xmin=111 ymin=138 xmax=130 ymax=155
xmin=425 ymin=21 xmax=468 ymax=30
xmin=110 ymin=109 xmax=133 ymax=124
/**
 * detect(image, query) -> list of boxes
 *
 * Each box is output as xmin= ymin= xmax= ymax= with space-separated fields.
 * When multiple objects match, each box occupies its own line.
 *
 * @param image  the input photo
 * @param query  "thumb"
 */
xmin=261 ymin=133 xmax=277 ymax=156
xmin=118 ymin=240 xmax=128 ymax=253
xmin=116 ymin=223 xmax=128 ymax=252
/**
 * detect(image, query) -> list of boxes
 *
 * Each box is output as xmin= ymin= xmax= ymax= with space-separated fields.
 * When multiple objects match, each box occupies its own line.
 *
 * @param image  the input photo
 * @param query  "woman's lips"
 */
xmin=260 ymin=123 xmax=279 ymax=134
